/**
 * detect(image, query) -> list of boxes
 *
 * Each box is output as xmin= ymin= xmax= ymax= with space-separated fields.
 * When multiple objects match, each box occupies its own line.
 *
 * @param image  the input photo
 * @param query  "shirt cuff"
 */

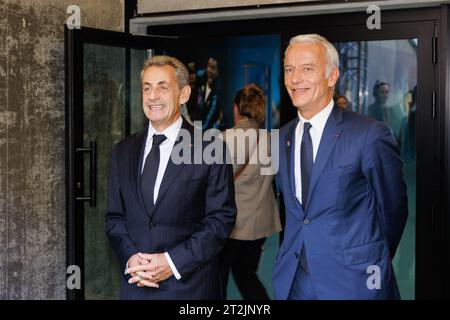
xmin=165 ymin=252 xmax=181 ymax=280
xmin=124 ymin=261 xmax=129 ymax=275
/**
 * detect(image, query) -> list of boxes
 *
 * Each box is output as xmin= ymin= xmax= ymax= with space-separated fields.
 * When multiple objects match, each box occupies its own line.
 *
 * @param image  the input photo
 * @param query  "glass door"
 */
xmin=65 ymin=27 xmax=178 ymax=299
xmin=332 ymin=38 xmax=417 ymax=299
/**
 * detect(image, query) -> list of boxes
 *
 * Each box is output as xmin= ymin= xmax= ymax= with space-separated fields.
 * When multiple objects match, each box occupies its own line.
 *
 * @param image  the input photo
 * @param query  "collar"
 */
xmin=297 ymin=98 xmax=334 ymax=131
xmin=147 ymin=116 xmax=183 ymax=145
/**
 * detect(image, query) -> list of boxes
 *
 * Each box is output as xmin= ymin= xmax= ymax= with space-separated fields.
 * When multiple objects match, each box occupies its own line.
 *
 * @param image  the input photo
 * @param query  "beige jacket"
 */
xmin=222 ymin=119 xmax=282 ymax=240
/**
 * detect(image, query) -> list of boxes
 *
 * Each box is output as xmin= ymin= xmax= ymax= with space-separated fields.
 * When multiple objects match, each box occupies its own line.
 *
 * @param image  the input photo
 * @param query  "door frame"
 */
xmin=65 ymin=5 xmax=450 ymax=300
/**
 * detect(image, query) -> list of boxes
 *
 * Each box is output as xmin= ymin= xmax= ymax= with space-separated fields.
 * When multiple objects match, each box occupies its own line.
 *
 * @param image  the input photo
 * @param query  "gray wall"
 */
xmin=0 ymin=0 xmax=123 ymax=300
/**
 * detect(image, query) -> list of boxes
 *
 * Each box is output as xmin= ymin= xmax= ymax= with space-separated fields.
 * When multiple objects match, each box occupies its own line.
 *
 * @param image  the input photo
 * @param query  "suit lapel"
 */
xmin=131 ymin=126 xmax=148 ymax=214
xmin=305 ymin=105 xmax=343 ymax=213
xmin=284 ymin=119 xmax=304 ymax=217
xmin=148 ymin=119 xmax=194 ymax=220
xmin=285 ymin=120 xmax=296 ymax=199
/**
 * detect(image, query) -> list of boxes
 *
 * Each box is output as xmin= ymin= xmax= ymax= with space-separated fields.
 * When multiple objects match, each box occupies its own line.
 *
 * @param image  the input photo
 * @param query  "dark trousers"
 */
xmin=219 ymin=237 xmax=270 ymax=300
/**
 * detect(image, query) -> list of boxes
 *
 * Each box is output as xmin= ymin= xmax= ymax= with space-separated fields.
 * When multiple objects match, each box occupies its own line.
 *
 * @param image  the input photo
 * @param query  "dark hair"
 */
xmin=234 ymin=84 xmax=266 ymax=125
xmin=372 ymin=80 xmax=390 ymax=99
xmin=412 ymin=85 xmax=417 ymax=105
xmin=141 ymin=55 xmax=189 ymax=89
xmin=335 ymin=94 xmax=348 ymax=103
xmin=187 ymin=62 xmax=196 ymax=74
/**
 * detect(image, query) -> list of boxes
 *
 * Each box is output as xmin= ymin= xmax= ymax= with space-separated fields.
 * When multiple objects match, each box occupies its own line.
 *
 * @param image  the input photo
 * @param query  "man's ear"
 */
xmin=179 ymin=85 xmax=191 ymax=105
xmin=328 ymin=68 xmax=339 ymax=88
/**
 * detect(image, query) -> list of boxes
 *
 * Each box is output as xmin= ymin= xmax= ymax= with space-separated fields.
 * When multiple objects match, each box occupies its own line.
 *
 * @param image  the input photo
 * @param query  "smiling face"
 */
xmin=284 ymin=43 xmax=339 ymax=119
xmin=142 ymin=65 xmax=190 ymax=132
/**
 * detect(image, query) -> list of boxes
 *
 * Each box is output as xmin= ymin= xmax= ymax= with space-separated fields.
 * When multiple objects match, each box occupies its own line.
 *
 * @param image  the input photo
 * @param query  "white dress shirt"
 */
xmin=294 ymin=99 xmax=334 ymax=205
xmin=131 ymin=116 xmax=182 ymax=280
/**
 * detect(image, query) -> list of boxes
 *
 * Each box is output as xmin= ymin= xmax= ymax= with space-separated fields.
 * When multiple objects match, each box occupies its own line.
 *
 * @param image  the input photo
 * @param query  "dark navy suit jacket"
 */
xmin=273 ymin=106 xmax=408 ymax=299
xmin=106 ymin=118 xmax=236 ymax=299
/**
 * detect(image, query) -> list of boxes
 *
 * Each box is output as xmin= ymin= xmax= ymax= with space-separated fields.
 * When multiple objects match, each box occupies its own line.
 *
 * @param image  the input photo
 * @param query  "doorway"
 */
xmin=66 ymin=7 xmax=444 ymax=299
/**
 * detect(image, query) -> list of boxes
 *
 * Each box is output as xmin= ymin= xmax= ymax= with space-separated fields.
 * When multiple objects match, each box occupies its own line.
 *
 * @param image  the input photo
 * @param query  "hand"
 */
xmin=126 ymin=253 xmax=173 ymax=287
xmin=140 ymin=253 xmax=173 ymax=283
xmin=125 ymin=252 xmax=159 ymax=288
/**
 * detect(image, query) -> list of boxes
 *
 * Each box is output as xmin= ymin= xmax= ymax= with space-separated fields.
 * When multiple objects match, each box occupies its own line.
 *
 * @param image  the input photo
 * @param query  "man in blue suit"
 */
xmin=106 ymin=55 xmax=236 ymax=299
xmin=273 ymin=34 xmax=408 ymax=300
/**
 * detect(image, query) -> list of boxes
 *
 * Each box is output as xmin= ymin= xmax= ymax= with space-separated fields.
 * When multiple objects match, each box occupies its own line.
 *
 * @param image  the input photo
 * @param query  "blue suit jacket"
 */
xmin=106 ymin=119 xmax=236 ymax=299
xmin=273 ymin=106 xmax=408 ymax=300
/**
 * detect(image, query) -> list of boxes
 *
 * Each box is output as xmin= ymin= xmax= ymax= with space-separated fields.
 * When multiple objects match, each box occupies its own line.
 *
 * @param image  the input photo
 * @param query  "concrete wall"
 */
xmin=0 ymin=0 xmax=123 ymax=300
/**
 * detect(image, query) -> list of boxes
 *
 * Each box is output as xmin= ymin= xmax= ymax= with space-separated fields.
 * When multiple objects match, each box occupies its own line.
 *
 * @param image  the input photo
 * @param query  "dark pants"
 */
xmin=219 ymin=237 xmax=270 ymax=300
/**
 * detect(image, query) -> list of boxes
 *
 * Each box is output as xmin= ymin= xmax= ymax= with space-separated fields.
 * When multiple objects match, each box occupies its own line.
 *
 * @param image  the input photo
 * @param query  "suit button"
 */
xmin=303 ymin=219 xmax=310 ymax=225
xmin=149 ymin=222 xmax=156 ymax=229
xmin=295 ymin=252 xmax=299 ymax=259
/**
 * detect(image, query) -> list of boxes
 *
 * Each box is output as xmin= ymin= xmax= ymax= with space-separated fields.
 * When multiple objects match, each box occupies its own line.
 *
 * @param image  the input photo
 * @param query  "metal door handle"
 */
xmin=75 ymin=141 xmax=97 ymax=207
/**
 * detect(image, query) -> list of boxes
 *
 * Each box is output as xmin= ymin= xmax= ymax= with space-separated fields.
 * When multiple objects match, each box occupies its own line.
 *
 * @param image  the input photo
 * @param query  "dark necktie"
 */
xmin=141 ymin=134 xmax=167 ymax=213
xmin=301 ymin=122 xmax=313 ymax=209
xmin=299 ymin=122 xmax=313 ymax=274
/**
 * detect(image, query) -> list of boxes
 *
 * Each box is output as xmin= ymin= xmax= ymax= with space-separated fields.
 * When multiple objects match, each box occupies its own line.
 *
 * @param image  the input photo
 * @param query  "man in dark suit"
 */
xmin=105 ymin=55 xmax=236 ymax=299
xmin=194 ymin=57 xmax=222 ymax=130
xmin=273 ymin=34 xmax=408 ymax=299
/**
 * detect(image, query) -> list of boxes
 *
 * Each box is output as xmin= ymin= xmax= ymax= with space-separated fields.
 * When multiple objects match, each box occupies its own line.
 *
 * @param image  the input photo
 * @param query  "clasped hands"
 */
xmin=125 ymin=252 xmax=173 ymax=288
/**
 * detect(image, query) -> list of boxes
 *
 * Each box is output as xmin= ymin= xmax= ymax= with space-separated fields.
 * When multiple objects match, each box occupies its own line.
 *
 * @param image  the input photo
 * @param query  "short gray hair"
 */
xmin=285 ymin=34 xmax=339 ymax=77
xmin=140 ymin=55 xmax=189 ymax=89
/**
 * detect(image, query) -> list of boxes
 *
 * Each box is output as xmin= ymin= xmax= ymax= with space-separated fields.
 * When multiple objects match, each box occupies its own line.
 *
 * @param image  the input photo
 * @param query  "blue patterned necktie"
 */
xmin=299 ymin=122 xmax=313 ymax=274
xmin=301 ymin=122 xmax=313 ymax=209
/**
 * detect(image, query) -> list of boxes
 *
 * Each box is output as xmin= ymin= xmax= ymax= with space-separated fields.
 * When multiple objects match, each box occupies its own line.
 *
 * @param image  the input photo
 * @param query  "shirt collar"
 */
xmin=297 ymin=98 xmax=334 ymax=132
xmin=147 ymin=116 xmax=183 ymax=145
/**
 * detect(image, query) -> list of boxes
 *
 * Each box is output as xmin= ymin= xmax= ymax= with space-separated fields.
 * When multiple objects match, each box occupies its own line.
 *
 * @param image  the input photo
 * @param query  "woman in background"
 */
xmin=220 ymin=84 xmax=282 ymax=300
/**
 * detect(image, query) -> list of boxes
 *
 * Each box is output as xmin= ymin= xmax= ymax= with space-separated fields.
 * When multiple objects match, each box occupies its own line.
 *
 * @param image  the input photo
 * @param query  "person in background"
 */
xmin=195 ymin=57 xmax=223 ymax=130
xmin=368 ymin=81 xmax=390 ymax=122
xmin=220 ymin=84 xmax=282 ymax=300
xmin=368 ymin=81 xmax=406 ymax=147
xmin=185 ymin=62 xmax=198 ymax=123
xmin=335 ymin=94 xmax=349 ymax=109
xmin=402 ymin=85 xmax=416 ymax=161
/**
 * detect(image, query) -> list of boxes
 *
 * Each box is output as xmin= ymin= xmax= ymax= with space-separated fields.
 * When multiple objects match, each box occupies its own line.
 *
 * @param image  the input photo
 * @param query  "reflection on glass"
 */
xmin=83 ymin=44 xmax=126 ymax=299
xmin=334 ymin=39 xmax=417 ymax=299
xmin=130 ymin=49 xmax=152 ymax=135
xmin=161 ymin=35 xmax=281 ymax=131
